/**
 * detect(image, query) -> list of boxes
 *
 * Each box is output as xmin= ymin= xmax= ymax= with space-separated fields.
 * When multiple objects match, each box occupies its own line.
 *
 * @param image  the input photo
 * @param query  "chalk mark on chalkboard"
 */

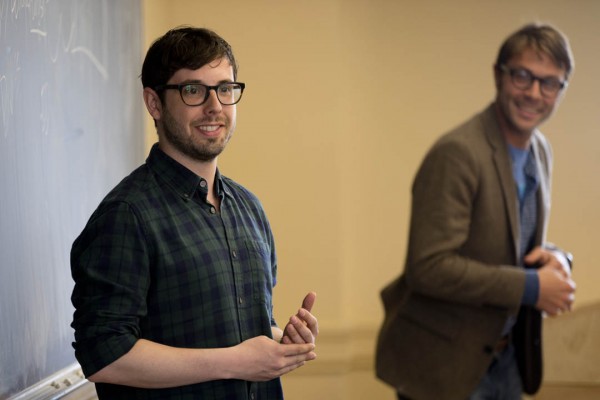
xmin=40 ymin=82 xmax=49 ymax=136
xmin=0 ymin=75 xmax=10 ymax=138
xmin=0 ymin=51 xmax=17 ymax=138
xmin=9 ymin=0 xmax=46 ymax=21
xmin=71 ymin=46 xmax=108 ymax=81
xmin=30 ymin=28 xmax=47 ymax=37
xmin=45 ymin=14 xmax=109 ymax=81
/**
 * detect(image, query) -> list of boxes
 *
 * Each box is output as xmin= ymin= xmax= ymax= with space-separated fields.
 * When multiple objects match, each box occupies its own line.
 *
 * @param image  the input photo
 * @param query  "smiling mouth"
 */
xmin=195 ymin=124 xmax=224 ymax=137
xmin=515 ymin=102 xmax=542 ymax=119
xmin=199 ymin=125 xmax=220 ymax=132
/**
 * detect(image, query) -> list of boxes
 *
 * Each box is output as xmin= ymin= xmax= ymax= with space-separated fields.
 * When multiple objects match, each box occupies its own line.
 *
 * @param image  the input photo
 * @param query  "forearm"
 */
xmin=88 ymin=339 xmax=235 ymax=388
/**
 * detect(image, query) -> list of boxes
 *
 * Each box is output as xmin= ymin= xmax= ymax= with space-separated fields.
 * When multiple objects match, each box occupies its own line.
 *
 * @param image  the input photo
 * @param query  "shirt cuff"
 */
xmin=521 ymin=269 xmax=540 ymax=306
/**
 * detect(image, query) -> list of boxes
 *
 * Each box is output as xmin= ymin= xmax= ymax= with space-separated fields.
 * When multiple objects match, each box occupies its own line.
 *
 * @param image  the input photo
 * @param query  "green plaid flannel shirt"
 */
xmin=71 ymin=145 xmax=282 ymax=399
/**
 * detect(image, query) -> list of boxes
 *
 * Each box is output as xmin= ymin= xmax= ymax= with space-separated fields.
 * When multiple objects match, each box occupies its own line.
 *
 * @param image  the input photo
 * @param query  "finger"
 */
xmin=546 ymin=254 xmax=570 ymax=275
xmin=523 ymin=246 xmax=544 ymax=265
xmin=285 ymin=350 xmax=316 ymax=365
xmin=262 ymin=359 xmax=306 ymax=381
xmin=276 ymin=360 xmax=306 ymax=377
xmin=553 ymin=253 xmax=572 ymax=277
xmin=543 ymin=307 xmax=559 ymax=317
xmin=276 ymin=350 xmax=317 ymax=376
xmin=284 ymin=320 xmax=305 ymax=344
xmin=281 ymin=343 xmax=315 ymax=356
xmin=281 ymin=335 xmax=292 ymax=344
xmin=565 ymin=292 xmax=575 ymax=311
xmin=557 ymin=265 xmax=570 ymax=278
xmin=298 ymin=309 xmax=319 ymax=336
xmin=290 ymin=315 xmax=315 ymax=343
xmin=301 ymin=292 xmax=317 ymax=313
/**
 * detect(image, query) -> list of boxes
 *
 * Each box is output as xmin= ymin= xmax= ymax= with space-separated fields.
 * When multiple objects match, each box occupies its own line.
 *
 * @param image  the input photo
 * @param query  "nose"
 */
xmin=524 ymin=79 xmax=543 ymax=99
xmin=203 ymin=88 xmax=223 ymax=114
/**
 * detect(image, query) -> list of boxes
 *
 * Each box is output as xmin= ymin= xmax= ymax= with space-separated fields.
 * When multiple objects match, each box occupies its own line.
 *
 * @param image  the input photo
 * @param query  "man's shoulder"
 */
xmin=102 ymin=163 xmax=154 ymax=204
xmin=426 ymin=106 xmax=500 ymax=162
xmin=83 ymin=164 xmax=159 ymax=224
xmin=442 ymin=107 xmax=490 ymax=142
xmin=414 ymin=107 xmax=496 ymax=177
xmin=220 ymin=175 xmax=271 ymax=222
xmin=221 ymin=175 xmax=261 ymax=202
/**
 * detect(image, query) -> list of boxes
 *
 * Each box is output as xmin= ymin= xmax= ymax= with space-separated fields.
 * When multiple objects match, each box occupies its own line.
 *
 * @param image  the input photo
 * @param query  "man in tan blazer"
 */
xmin=376 ymin=24 xmax=576 ymax=400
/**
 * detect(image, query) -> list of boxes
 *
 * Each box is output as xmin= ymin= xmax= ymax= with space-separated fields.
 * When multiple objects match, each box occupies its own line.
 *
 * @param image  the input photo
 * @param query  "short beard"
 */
xmin=161 ymin=107 xmax=232 ymax=162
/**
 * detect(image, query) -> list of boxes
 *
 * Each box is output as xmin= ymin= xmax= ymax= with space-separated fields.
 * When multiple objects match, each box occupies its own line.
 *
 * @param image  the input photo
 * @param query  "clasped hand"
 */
xmin=232 ymin=292 xmax=319 ymax=382
xmin=281 ymin=292 xmax=319 ymax=345
xmin=525 ymin=246 xmax=576 ymax=317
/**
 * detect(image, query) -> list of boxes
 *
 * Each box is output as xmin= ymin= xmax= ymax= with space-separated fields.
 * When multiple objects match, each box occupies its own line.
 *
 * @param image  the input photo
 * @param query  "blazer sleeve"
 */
xmin=404 ymin=137 xmax=526 ymax=311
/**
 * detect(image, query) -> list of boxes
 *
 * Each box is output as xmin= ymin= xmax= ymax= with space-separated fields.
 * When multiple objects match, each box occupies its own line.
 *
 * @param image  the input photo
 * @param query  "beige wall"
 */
xmin=141 ymin=1 xmax=600 ymax=398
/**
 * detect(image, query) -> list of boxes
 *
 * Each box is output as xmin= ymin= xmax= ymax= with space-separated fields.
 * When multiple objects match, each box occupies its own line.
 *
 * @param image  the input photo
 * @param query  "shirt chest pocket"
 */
xmin=242 ymin=239 xmax=274 ymax=305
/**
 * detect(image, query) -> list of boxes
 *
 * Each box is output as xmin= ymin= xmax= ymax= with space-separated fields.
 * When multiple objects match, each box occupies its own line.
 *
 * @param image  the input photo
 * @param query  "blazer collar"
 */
xmin=481 ymin=104 xmax=520 ymax=261
xmin=481 ymin=103 xmax=548 ymax=262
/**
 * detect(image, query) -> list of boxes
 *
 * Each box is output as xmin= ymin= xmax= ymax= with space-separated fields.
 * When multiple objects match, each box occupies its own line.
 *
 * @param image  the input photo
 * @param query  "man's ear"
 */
xmin=143 ymin=87 xmax=162 ymax=121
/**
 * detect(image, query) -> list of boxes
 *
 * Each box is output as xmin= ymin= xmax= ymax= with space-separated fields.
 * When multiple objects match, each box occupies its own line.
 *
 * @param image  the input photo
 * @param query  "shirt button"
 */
xmin=238 ymin=297 xmax=243 ymax=305
xmin=210 ymin=207 xmax=216 ymax=214
xmin=250 ymin=393 xmax=255 ymax=400
xmin=232 ymin=250 xmax=237 ymax=258
xmin=199 ymin=180 xmax=207 ymax=188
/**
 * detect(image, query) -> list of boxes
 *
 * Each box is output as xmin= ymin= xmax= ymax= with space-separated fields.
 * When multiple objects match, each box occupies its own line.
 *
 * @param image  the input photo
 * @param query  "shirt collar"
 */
xmin=146 ymin=144 xmax=231 ymax=200
xmin=214 ymin=169 xmax=233 ymax=199
xmin=508 ymin=143 xmax=539 ymax=184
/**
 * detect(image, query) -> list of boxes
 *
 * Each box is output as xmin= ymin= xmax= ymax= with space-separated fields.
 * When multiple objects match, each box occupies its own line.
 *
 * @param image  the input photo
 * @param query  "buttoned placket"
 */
xmin=213 ymin=189 xmax=250 ymax=342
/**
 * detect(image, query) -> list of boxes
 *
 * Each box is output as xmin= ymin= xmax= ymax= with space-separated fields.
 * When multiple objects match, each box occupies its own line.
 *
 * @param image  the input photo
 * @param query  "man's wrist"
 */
xmin=522 ymin=269 xmax=540 ymax=306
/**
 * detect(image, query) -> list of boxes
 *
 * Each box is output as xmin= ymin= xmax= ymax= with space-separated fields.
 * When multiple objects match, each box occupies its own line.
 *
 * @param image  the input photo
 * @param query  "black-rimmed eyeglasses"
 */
xmin=497 ymin=65 xmax=567 ymax=97
xmin=154 ymin=82 xmax=246 ymax=106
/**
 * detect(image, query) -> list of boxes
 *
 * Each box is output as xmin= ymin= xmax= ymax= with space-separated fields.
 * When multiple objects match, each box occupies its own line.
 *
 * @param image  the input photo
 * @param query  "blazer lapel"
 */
xmin=531 ymin=134 xmax=550 ymax=246
xmin=481 ymin=106 xmax=520 ymax=262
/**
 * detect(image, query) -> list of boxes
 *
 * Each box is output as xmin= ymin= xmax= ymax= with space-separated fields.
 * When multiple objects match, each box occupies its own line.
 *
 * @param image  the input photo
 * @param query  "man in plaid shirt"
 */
xmin=71 ymin=26 xmax=318 ymax=400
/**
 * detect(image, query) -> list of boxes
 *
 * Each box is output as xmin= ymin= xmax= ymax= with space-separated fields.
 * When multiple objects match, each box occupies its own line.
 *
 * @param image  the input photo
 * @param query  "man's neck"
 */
xmin=157 ymin=142 xmax=219 ymax=193
xmin=181 ymin=156 xmax=221 ymax=211
xmin=503 ymin=130 xmax=532 ymax=149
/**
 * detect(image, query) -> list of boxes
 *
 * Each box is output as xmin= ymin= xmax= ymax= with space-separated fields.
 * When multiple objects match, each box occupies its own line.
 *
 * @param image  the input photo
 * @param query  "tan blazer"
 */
xmin=376 ymin=104 xmax=552 ymax=400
